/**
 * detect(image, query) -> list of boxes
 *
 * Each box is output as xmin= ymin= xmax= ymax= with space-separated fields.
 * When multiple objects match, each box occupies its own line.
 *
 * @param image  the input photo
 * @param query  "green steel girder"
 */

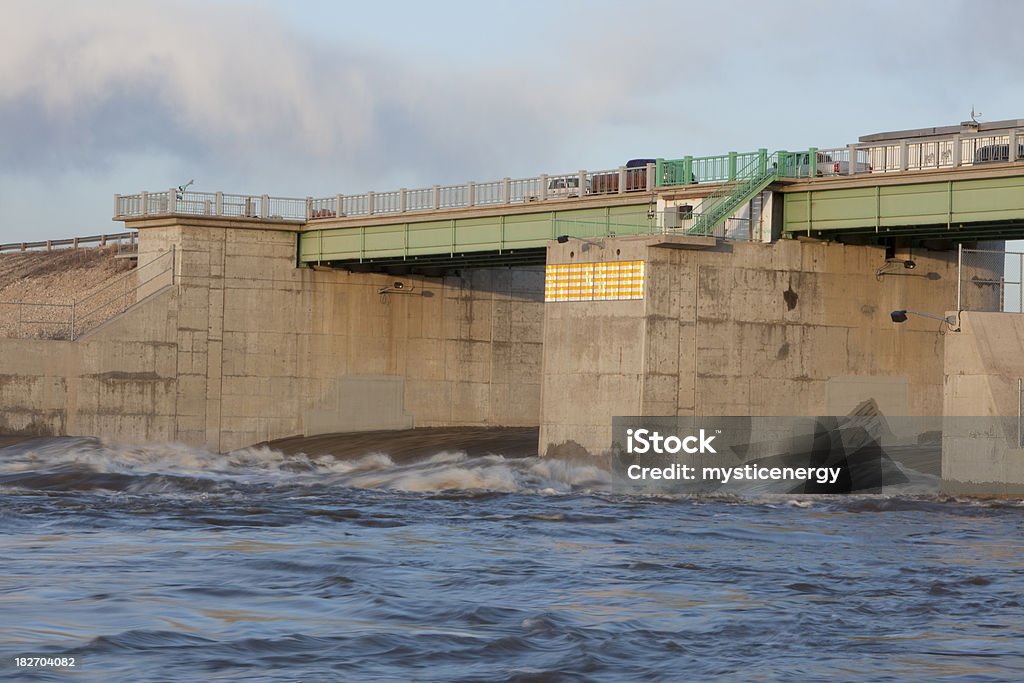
xmin=782 ymin=174 xmax=1024 ymax=239
xmin=299 ymin=204 xmax=653 ymax=265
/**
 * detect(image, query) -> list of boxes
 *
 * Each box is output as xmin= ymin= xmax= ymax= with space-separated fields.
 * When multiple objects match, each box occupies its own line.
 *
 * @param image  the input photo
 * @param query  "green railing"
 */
xmin=657 ymin=147 xmax=828 ymax=187
xmin=657 ymin=151 xmax=763 ymax=186
xmin=685 ymin=150 xmax=776 ymax=236
xmin=654 ymin=147 xmax=829 ymax=236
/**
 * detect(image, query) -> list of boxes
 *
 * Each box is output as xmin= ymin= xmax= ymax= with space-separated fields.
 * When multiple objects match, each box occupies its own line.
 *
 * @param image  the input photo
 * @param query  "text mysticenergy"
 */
xmin=626 ymin=464 xmax=843 ymax=485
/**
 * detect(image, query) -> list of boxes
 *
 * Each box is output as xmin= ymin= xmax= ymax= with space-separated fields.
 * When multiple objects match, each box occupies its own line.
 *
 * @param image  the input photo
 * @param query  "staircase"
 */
xmin=687 ymin=152 xmax=779 ymax=237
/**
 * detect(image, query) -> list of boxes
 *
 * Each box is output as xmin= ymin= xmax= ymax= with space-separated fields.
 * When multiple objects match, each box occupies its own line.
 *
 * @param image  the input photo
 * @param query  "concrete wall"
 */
xmin=3 ymin=215 xmax=983 ymax=464
xmin=0 ymin=286 xmax=179 ymax=440
xmin=2 ymin=217 xmax=545 ymax=451
xmin=943 ymin=311 xmax=1024 ymax=493
xmin=540 ymin=237 xmax=962 ymax=456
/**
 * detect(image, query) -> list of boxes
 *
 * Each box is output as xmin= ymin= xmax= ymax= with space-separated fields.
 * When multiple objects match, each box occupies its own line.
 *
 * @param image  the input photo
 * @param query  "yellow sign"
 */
xmin=544 ymin=261 xmax=645 ymax=302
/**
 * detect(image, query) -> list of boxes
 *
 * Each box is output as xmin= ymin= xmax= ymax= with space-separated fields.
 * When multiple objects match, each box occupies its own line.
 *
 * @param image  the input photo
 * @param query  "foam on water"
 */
xmin=0 ymin=436 xmax=1005 ymax=504
xmin=0 ymin=437 xmax=613 ymax=496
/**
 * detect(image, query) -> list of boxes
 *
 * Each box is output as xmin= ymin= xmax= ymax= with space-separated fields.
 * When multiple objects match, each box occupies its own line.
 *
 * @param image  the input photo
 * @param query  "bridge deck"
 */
xmin=114 ymin=121 xmax=1024 ymax=266
xmin=779 ymin=163 xmax=1024 ymax=240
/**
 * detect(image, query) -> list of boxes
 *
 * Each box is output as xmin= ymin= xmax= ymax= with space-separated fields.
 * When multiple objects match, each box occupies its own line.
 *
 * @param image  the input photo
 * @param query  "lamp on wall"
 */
xmin=555 ymin=234 xmax=605 ymax=250
xmin=378 ymin=281 xmax=413 ymax=295
xmin=875 ymin=258 xmax=918 ymax=279
xmin=890 ymin=309 xmax=960 ymax=331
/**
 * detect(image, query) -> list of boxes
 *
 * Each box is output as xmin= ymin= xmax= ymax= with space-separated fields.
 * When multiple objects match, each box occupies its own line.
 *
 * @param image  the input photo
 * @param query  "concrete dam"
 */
xmin=5 ymin=118 xmax=1024 ymax=493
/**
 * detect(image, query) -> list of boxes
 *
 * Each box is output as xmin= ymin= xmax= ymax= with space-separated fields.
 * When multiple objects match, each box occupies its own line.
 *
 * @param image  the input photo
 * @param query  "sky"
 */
xmin=1 ymin=0 xmax=1023 ymax=242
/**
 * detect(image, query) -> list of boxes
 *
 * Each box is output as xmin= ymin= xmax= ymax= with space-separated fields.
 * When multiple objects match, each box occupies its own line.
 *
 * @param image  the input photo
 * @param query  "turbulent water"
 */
xmin=1 ymin=437 xmax=1023 ymax=682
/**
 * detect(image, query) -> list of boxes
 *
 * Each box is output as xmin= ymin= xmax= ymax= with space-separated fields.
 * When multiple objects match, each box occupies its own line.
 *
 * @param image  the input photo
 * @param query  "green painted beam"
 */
xmin=783 ymin=174 xmax=1024 ymax=237
xmin=299 ymin=204 xmax=652 ymax=264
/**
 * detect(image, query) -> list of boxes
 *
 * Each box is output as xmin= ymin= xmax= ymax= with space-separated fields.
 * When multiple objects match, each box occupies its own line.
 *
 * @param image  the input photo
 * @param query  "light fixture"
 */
xmin=378 ymin=281 xmax=414 ymax=296
xmin=555 ymin=234 xmax=605 ymax=247
xmin=875 ymin=258 xmax=921 ymax=279
xmin=890 ymin=309 xmax=959 ymax=331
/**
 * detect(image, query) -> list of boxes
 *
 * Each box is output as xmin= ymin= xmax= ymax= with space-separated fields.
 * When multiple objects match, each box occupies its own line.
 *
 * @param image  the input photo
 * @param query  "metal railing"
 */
xmin=685 ymin=151 xmax=778 ymax=236
xmin=114 ymin=190 xmax=308 ymax=221
xmin=863 ymin=132 xmax=1023 ymax=174
xmin=0 ymin=248 xmax=175 ymax=340
xmin=552 ymin=204 xmax=764 ymax=243
xmin=114 ymin=165 xmax=661 ymax=222
xmin=0 ymin=232 xmax=136 ymax=254
xmin=957 ymin=246 xmax=1023 ymax=313
xmin=113 ymin=126 xmax=1024 ymax=225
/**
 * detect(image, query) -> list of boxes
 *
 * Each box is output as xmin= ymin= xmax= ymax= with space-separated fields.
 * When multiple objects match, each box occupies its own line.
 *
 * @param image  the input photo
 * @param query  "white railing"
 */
xmin=114 ymin=189 xmax=309 ymax=221
xmin=114 ymin=163 xmax=659 ymax=222
xmin=0 ymin=232 xmax=136 ymax=254
xmin=860 ymin=131 xmax=1023 ymax=174
xmin=113 ymin=126 xmax=1024 ymax=224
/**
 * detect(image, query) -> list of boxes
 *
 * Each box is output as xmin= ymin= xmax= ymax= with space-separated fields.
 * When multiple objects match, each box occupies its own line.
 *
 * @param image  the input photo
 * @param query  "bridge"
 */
xmin=0 ymin=117 xmax=1020 ymax=492
xmin=113 ymin=118 xmax=1024 ymax=272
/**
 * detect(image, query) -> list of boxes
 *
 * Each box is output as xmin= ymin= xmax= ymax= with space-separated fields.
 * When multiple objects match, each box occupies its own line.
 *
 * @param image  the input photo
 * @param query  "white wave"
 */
xmin=0 ymin=437 xmax=613 ymax=494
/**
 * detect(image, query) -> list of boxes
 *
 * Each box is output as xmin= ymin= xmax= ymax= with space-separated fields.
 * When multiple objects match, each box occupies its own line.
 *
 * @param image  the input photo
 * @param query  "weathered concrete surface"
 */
xmin=0 ymin=286 xmax=178 ymax=440
xmin=1 ymin=217 xmax=545 ymax=451
xmin=1 ymin=214 xmax=988 ymax=466
xmin=943 ymin=312 xmax=1024 ymax=494
xmin=540 ymin=237 xmax=964 ymax=456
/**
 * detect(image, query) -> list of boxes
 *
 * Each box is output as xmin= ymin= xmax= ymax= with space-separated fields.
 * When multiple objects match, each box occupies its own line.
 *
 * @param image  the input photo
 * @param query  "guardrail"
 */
xmin=551 ymin=208 xmax=759 ymax=243
xmin=115 ymin=126 xmax=1024 ymax=225
xmin=114 ymin=165 xmax=661 ymax=222
xmin=0 ymin=232 xmax=136 ymax=254
xmin=115 ymin=190 xmax=308 ymax=221
xmin=0 ymin=248 xmax=175 ymax=340
xmin=860 ymin=131 xmax=1024 ymax=174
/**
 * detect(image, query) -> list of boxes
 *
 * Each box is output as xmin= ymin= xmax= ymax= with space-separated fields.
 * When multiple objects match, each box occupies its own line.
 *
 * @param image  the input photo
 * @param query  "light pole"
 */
xmin=890 ymin=309 xmax=960 ymax=331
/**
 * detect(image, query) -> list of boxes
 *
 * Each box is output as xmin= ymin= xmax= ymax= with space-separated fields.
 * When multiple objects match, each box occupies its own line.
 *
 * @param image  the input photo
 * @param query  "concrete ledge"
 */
xmin=648 ymin=235 xmax=718 ymax=250
xmin=123 ymin=215 xmax=303 ymax=231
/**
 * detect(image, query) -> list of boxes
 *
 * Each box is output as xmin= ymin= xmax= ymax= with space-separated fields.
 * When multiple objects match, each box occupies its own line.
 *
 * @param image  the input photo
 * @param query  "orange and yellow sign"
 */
xmin=544 ymin=260 xmax=645 ymax=302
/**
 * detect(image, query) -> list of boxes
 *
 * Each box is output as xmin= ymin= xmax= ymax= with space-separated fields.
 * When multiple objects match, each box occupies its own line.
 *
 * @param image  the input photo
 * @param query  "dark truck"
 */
xmin=589 ymin=158 xmax=659 ymax=195
xmin=974 ymin=143 xmax=1024 ymax=164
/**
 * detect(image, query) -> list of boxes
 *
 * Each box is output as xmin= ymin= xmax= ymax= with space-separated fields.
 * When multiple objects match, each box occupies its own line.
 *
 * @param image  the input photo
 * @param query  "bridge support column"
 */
xmin=539 ymin=237 xmax=959 ymax=457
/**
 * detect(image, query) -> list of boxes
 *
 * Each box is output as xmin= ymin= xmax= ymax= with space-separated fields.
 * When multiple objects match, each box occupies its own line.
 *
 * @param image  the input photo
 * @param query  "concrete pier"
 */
xmin=0 ymin=216 xmax=545 ymax=451
xmin=540 ymin=235 xmax=964 ymax=457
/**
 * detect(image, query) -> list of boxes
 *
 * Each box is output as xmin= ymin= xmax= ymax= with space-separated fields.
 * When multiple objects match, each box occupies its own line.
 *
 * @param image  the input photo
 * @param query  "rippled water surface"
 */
xmin=1 ymin=437 xmax=1023 ymax=681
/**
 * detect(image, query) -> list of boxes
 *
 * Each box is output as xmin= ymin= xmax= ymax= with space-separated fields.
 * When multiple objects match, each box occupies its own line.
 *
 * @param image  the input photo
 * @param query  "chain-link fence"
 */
xmin=0 ymin=248 xmax=175 ymax=340
xmin=958 ymin=246 xmax=1024 ymax=313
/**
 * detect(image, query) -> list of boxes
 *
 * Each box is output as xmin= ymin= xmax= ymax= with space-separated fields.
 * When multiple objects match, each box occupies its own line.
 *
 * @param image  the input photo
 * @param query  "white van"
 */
xmin=547 ymin=175 xmax=590 ymax=198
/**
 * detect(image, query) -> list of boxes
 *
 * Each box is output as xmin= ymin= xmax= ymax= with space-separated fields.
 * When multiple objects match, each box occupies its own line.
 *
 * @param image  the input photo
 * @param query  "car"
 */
xmin=974 ymin=143 xmax=1024 ymax=164
xmin=546 ymin=175 xmax=590 ymax=198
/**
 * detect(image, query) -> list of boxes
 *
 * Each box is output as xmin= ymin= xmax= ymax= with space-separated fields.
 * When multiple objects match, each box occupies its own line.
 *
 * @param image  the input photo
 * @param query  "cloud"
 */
xmin=1 ymin=0 xmax=1022 ymax=237
xmin=0 ymin=0 xmax=680 ymax=190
